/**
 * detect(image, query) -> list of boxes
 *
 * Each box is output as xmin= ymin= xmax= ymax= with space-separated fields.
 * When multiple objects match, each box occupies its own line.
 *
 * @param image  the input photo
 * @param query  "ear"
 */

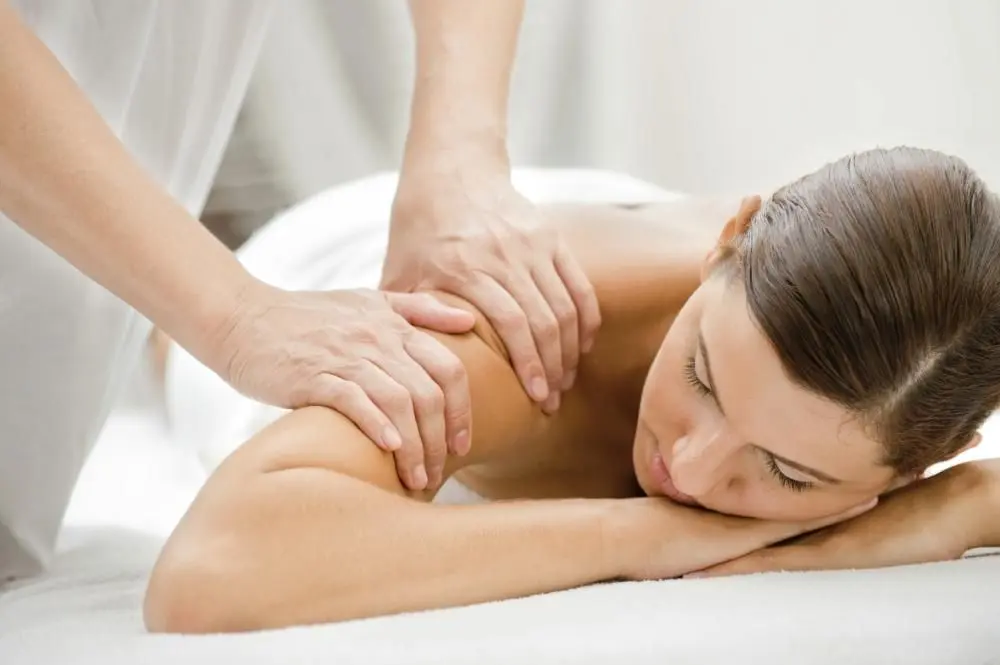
xmin=898 ymin=431 xmax=984 ymax=487
xmin=701 ymin=195 xmax=762 ymax=281
xmin=953 ymin=431 xmax=983 ymax=458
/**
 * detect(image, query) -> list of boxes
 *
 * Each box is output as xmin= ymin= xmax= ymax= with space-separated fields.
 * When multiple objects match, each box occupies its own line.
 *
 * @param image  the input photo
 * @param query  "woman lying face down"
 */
xmin=144 ymin=147 xmax=1000 ymax=633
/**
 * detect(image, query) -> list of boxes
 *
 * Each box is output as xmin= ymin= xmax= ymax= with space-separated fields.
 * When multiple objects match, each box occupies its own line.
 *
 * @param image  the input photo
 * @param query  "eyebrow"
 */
xmin=696 ymin=330 xmax=843 ymax=485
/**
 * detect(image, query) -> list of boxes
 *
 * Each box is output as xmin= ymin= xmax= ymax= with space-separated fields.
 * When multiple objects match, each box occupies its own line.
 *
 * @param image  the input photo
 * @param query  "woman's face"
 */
xmin=632 ymin=274 xmax=898 ymax=521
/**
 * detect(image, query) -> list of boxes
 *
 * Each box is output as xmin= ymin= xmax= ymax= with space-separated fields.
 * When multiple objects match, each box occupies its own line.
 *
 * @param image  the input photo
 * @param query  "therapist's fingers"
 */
xmin=374 ymin=352 xmax=449 ymax=490
xmin=554 ymin=242 xmax=601 ymax=354
xmin=499 ymin=267 xmax=566 ymax=408
xmin=403 ymin=332 xmax=472 ymax=458
xmin=310 ymin=373 xmax=402 ymax=452
xmin=343 ymin=360 xmax=429 ymax=491
xmin=386 ymin=292 xmax=473 ymax=457
xmin=387 ymin=291 xmax=476 ymax=334
xmin=463 ymin=273 xmax=552 ymax=407
xmin=531 ymin=259 xmax=581 ymax=392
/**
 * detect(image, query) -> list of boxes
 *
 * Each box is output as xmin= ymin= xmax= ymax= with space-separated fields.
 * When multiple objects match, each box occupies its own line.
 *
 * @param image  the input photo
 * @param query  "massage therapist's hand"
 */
xmin=208 ymin=282 xmax=476 ymax=491
xmin=611 ymin=496 xmax=877 ymax=581
xmin=688 ymin=461 xmax=1000 ymax=578
xmin=383 ymin=163 xmax=601 ymax=413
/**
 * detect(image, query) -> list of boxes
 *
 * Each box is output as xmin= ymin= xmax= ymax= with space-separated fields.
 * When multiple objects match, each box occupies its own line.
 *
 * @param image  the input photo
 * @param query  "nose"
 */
xmin=670 ymin=427 xmax=735 ymax=496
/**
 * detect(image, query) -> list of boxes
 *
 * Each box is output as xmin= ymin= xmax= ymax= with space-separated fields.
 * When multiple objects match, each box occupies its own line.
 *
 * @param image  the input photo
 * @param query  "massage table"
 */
xmin=3 ymin=170 xmax=999 ymax=665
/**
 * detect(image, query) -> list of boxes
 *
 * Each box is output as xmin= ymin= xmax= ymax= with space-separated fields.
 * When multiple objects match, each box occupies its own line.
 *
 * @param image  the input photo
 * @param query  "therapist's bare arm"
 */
xmin=402 ymin=0 xmax=522 ymax=164
xmin=0 ymin=3 xmax=477 ymax=472
xmin=0 ymin=2 xmax=250 ymax=358
xmin=386 ymin=0 xmax=602 ymax=407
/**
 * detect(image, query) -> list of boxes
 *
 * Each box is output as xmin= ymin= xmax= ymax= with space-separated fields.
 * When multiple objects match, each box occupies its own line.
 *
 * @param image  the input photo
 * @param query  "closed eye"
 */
xmin=683 ymin=356 xmax=711 ymax=397
xmin=763 ymin=450 xmax=813 ymax=492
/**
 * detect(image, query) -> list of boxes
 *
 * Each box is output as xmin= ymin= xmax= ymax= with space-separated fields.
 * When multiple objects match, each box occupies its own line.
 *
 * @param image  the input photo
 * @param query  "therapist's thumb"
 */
xmin=386 ymin=292 xmax=476 ymax=334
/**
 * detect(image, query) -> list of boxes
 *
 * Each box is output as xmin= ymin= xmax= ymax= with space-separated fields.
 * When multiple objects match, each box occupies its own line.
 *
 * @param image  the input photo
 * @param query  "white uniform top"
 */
xmin=0 ymin=0 xmax=273 ymax=582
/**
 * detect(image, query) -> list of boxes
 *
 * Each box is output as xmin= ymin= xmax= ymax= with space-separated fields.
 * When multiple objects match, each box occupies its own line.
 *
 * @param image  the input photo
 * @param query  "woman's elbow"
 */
xmin=143 ymin=538 xmax=245 ymax=634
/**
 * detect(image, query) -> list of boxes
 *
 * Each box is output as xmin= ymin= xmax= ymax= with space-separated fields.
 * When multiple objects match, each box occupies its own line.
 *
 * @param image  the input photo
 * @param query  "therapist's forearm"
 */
xmin=403 ymin=0 xmax=524 ymax=170
xmin=0 ymin=3 xmax=254 ymax=358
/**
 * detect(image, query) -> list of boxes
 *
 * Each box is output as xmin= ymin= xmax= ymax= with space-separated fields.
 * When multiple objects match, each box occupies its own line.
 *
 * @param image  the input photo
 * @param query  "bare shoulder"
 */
xmin=540 ymin=196 xmax=740 ymax=259
xmin=208 ymin=406 xmax=424 ymax=499
xmin=537 ymin=196 xmax=741 ymax=325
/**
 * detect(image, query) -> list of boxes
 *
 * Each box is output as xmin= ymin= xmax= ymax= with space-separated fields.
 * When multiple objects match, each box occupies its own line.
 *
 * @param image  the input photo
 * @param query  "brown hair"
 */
xmin=726 ymin=147 xmax=1000 ymax=476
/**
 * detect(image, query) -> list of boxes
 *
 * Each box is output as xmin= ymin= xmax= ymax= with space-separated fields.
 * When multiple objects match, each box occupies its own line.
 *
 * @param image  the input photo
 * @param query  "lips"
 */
xmin=650 ymin=450 xmax=699 ymax=506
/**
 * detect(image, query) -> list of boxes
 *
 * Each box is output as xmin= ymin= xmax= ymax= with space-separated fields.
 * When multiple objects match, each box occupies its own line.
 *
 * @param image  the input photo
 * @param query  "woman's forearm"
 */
xmin=0 ymin=4 xmax=253 ymax=359
xmin=145 ymin=467 xmax=620 ymax=633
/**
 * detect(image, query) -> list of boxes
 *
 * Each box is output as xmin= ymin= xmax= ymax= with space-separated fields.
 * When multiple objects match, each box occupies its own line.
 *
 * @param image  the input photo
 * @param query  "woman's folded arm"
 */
xmin=143 ymin=405 xmax=623 ymax=633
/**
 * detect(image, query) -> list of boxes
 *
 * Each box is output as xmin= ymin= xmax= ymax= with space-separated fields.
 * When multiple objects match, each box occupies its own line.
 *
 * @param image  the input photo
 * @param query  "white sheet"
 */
xmin=4 ymin=169 xmax=1000 ymax=665
xmin=3 ymin=523 xmax=999 ymax=665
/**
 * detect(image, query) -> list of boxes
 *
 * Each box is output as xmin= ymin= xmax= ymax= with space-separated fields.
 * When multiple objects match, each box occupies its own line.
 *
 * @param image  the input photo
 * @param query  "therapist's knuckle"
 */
xmin=533 ymin=314 xmax=561 ymax=346
xmin=534 ymin=228 xmax=558 ymax=250
xmin=346 ymin=326 xmax=380 ymax=350
xmin=440 ymin=359 xmax=468 ymax=389
xmin=334 ymin=357 xmax=367 ymax=381
xmin=447 ymin=395 xmax=472 ymax=424
xmin=371 ymin=383 xmax=412 ymax=414
xmin=481 ymin=227 xmax=506 ymax=252
xmin=438 ymin=245 xmax=471 ymax=273
xmin=554 ymin=301 xmax=577 ymax=331
xmin=413 ymin=384 xmax=445 ymax=416
xmin=424 ymin=433 xmax=447 ymax=459
xmin=287 ymin=384 xmax=315 ymax=408
xmin=322 ymin=380 xmax=363 ymax=411
xmin=576 ymin=279 xmax=599 ymax=308
xmin=394 ymin=438 xmax=421 ymax=463
xmin=494 ymin=306 xmax=526 ymax=332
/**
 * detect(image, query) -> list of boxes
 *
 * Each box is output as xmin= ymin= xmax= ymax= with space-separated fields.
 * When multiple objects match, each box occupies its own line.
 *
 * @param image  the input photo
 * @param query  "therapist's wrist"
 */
xmin=401 ymin=124 xmax=509 ymax=180
xmin=161 ymin=260 xmax=266 ymax=376
xmin=396 ymin=131 xmax=513 ymax=230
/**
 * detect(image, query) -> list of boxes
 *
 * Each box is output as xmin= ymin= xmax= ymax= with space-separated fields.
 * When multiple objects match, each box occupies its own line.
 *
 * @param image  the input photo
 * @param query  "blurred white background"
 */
xmin=202 ymin=0 xmax=1000 ymax=244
